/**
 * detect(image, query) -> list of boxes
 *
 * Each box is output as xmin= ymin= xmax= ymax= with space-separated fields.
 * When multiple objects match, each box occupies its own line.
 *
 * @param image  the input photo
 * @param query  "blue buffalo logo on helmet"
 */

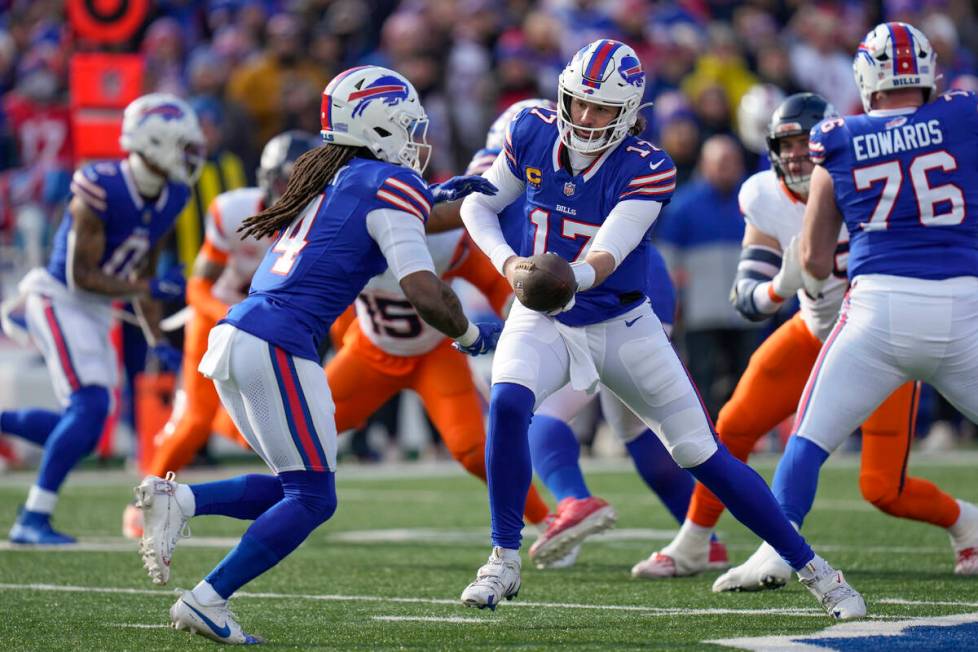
xmin=618 ymin=55 xmax=644 ymax=87
xmin=348 ymin=76 xmax=410 ymax=118
xmin=138 ymin=103 xmax=186 ymax=125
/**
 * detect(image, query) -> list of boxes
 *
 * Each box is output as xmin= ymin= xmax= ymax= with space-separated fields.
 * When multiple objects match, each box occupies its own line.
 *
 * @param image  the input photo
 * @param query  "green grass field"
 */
xmin=0 ymin=453 xmax=976 ymax=650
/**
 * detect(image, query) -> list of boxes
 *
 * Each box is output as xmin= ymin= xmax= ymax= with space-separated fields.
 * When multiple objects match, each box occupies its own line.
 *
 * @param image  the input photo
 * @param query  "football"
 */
xmin=511 ymin=252 xmax=576 ymax=313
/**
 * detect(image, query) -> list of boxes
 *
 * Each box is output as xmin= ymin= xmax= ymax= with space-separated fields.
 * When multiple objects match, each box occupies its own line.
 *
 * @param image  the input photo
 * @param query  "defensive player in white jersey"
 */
xmin=0 ymin=94 xmax=202 ymax=544
xmin=121 ymin=131 xmax=320 ymax=540
xmin=325 ymin=227 xmax=553 ymax=528
xmin=642 ymin=93 xmax=978 ymax=587
xmin=733 ymin=21 xmax=978 ymax=587
xmin=132 ymin=66 xmax=499 ymax=644
xmin=458 ymin=38 xmax=864 ymax=619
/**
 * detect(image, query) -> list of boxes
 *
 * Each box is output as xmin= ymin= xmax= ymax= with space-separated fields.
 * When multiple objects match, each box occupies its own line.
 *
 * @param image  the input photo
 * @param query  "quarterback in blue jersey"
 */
xmin=0 ymin=94 xmax=201 ymax=545
xmin=751 ymin=21 xmax=978 ymax=580
xmin=132 ymin=66 xmax=499 ymax=644
xmin=466 ymin=99 xmax=726 ymax=572
xmin=459 ymin=39 xmax=864 ymax=618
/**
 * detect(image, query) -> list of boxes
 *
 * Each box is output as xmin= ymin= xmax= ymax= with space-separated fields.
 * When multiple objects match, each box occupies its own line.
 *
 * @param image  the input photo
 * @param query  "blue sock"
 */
xmin=35 ymin=386 xmax=109 ymax=493
xmin=625 ymin=430 xmax=694 ymax=525
xmin=689 ymin=446 xmax=813 ymax=570
xmin=528 ymin=414 xmax=590 ymax=501
xmin=0 ymin=409 xmax=61 ymax=446
xmin=772 ymin=436 xmax=830 ymax=528
xmin=486 ymin=383 xmax=535 ymax=549
xmin=206 ymin=470 xmax=336 ymax=599
xmin=191 ymin=474 xmax=284 ymax=520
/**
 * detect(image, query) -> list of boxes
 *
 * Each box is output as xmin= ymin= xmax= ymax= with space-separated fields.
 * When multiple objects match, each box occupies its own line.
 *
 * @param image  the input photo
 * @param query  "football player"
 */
xmin=732 ymin=22 xmax=978 ymax=585
xmin=121 ymin=130 xmax=321 ymax=540
xmin=132 ymin=66 xmax=499 ymax=644
xmin=457 ymin=39 xmax=864 ymax=619
xmin=461 ymin=100 xmax=729 ymax=572
xmin=641 ymin=92 xmax=978 ymax=586
xmin=0 ymin=94 xmax=201 ymax=544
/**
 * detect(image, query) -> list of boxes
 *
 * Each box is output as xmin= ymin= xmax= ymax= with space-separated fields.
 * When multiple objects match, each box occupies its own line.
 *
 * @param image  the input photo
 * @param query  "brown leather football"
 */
xmin=511 ymin=252 xmax=576 ymax=312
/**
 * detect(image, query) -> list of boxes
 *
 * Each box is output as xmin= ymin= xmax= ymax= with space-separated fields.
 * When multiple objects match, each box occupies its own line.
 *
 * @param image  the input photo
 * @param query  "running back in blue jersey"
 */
xmin=224 ymin=157 xmax=434 ymax=361
xmin=504 ymin=107 xmax=677 ymax=326
xmin=47 ymin=161 xmax=189 ymax=286
xmin=810 ymin=90 xmax=978 ymax=280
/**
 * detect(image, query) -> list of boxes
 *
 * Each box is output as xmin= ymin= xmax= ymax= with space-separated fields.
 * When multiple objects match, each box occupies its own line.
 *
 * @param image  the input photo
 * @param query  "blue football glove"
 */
xmin=149 ymin=265 xmax=186 ymax=301
xmin=429 ymin=175 xmax=498 ymax=204
xmin=150 ymin=343 xmax=183 ymax=373
xmin=453 ymin=321 xmax=502 ymax=356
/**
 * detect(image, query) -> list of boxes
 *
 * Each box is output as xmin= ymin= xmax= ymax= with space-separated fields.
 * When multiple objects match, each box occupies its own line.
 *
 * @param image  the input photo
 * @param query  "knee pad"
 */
xmin=280 ymin=470 xmax=338 ymax=524
xmin=660 ymin=408 xmax=718 ymax=468
xmin=859 ymin=472 xmax=900 ymax=512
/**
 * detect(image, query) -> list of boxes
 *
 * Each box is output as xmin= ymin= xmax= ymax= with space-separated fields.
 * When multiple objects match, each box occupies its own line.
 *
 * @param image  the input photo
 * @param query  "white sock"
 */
xmin=949 ymin=500 xmax=978 ymax=546
xmin=669 ymin=519 xmax=712 ymax=553
xmin=192 ymin=580 xmax=225 ymax=606
xmin=796 ymin=553 xmax=828 ymax=580
xmin=494 ymin=547 xmax=521 ymax=562
xmin=25 ymin=486 xmax=57 ymax=514
xmin=175 ymin=483 xmax=196 ymax=516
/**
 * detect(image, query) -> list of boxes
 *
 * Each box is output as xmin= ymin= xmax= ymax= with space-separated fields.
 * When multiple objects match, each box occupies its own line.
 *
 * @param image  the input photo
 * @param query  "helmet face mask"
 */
xmin=556 ymin=39 xmax=645 ymax=155
xmin=319 ymin=66 xmax=431 ymax=173
xmin=120 ymin=93 xmax=206 ymax=186
xmin=765 ymin=92 xmax=838 ymax=197
xmin=853 ymin=21 xmax=937 ymax=113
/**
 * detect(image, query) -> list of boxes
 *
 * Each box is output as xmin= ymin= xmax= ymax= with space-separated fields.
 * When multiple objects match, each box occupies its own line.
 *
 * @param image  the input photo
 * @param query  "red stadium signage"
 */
xmin=68 ymin=0 xmax=150 ymax=45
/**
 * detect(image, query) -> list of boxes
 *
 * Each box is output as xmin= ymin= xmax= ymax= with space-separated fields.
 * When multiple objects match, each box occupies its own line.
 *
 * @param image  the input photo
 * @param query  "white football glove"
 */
xmin=771 ymin=235 xmax=804 ymax=300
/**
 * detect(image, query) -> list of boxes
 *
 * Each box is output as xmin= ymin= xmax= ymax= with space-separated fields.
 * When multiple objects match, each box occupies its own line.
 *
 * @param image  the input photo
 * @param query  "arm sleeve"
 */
xmin=730 ymin=245 xmax=784 ymax=321
xmin=588 ymin=199 xmax=663 ymax=268
xmin=459 ymin=151 xmax=526 ymax=274
xmin=365 ymin=208 xmax=436 ymax=281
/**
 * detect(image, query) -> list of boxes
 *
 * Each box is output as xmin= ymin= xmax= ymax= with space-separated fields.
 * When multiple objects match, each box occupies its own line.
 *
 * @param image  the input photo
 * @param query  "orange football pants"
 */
xmin=688 ymin=312 xmax=960 ymax=529
xmin=327 ymin=320 xmax=550 ymax=525
xmin=146 ymin=311 xmax=250 ymax=477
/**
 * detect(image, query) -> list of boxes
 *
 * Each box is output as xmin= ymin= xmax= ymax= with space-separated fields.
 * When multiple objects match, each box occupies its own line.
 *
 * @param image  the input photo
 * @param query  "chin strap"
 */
xmin=128 ymin=153 xmax=167 ymax=198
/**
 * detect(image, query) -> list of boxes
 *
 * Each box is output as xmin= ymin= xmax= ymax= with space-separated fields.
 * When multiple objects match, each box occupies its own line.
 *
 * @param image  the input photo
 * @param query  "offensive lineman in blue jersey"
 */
xmin=0 ymin=94 xmax=201 ymax=544
xmin=132 ymin=66 xmax=499 ymax=644
xmin=459 ymin=39 xmax=865 ymax=618
xmin=460 ymin=99 xmax=719 ymax=572
xmin=749 ymin=21 xmax=978 ymax=580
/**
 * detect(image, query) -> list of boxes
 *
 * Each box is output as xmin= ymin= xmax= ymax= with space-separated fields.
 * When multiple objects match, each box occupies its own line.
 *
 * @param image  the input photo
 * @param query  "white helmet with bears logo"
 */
xmin=557 ymin=39 xmax=646 ymax=154
xmin=853 ymin=21 xmax=937 ymax=113
xmin=120 ymin=93 xmax=205 ymax=186
xmin=319 ymin=66 xmax=430 ymax=174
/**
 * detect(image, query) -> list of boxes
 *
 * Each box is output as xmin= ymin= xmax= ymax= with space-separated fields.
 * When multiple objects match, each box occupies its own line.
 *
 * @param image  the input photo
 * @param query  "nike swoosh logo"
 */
xmin=625 ymin=316 xmax=643 ymax=327
xmin=185 ymin=601 xmax=231 ymax=639
xmin=649 ymin=160 xmax=665 ymax=170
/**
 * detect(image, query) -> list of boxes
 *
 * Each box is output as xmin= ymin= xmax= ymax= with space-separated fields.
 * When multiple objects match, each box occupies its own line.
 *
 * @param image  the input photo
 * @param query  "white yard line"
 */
xmin=106 ymin=623 xmax=171 ymax=629
xmin=372 ymin=616 xmax=491 ymax=624
xmin=0 ymin=582 xmax=831 ymax=617
xmin=880 ymin=598 xmax=978 ymax=608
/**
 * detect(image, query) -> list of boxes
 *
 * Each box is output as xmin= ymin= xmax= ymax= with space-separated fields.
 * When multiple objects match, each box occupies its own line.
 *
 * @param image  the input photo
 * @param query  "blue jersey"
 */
xmin=48 ymin=161 xmax=189 ymax=285
xmin=810 ymin=90 xmax=978 ymax=280
xmin=224 ymin=158 xmax=434 ymax=361
xmin=504 ymin=107 xmax=677 ymax=326
xmin=646 ymin=246 xmax=675 ymax=326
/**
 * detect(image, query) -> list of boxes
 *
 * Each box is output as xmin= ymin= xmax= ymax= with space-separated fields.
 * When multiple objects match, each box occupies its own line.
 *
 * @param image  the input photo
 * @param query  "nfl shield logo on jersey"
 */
xmin=563 ymin=182 xmax=576 ymax=197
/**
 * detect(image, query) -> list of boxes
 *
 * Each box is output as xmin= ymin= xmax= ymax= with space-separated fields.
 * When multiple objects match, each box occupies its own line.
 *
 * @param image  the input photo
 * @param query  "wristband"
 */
xmin=570 ymin=261 xmax=596 ymax=291
xmin=456 ymin=322 xmax=480 ymax=347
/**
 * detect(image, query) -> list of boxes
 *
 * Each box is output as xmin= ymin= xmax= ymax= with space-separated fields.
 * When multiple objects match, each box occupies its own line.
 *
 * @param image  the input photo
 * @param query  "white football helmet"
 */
xmin=557 ymin=39 xmax=646 ymax=154
xmin=737 ymin=84 xmax=786 ymax=155
xmin=853 ymin=21 xmax=937 ymax=112
xmin=485 ymin=98 xmax=556 ymax=151
xmin=319 ymin=66 xmax=430 ymax=173
xmin=120 ymin=93 xmax=205 ymax=186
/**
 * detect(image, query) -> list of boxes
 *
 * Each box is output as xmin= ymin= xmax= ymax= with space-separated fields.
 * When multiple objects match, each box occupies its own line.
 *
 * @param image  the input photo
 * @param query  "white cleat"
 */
xmin=460 ymin=547 xmax=521 ymax=610
xmin=712 ymin=541 xmax=792 ymax=592
xmin=950 ymin=500 xmax=978 ymax=576
xmin=170 ymin=590 xmax=262 ymax=644
xmin=134 ymin=472 xmax=190 ymax=585
xmin=798 ymin=557 xmax=867 ymax=620
xmin=536 ymin=544 xmax=580 ymax=570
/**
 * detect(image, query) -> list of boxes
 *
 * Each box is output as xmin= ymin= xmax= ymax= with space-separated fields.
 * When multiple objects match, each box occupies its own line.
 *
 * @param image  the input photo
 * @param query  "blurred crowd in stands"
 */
xmin=1 ymin=0 xmax=976 ymax=458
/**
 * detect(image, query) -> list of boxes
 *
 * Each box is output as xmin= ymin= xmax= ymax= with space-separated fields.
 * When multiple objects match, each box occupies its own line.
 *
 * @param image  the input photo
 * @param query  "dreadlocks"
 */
xmin=239 ymin=144 xmax=365 ymax=240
